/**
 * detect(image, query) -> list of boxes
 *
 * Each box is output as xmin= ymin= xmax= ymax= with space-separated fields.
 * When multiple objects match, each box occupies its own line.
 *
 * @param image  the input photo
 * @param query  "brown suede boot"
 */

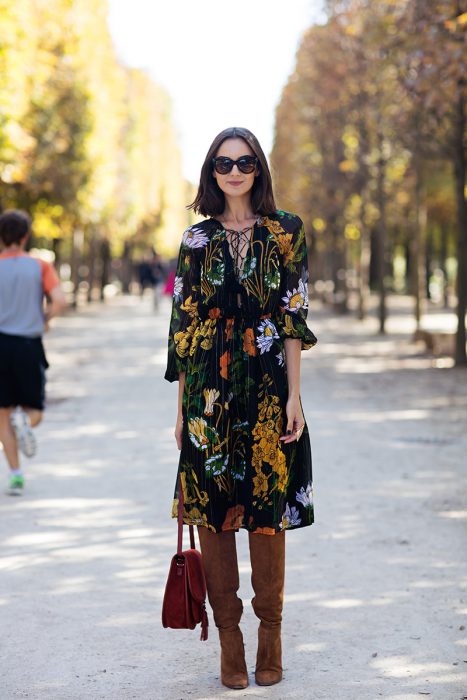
xmin=248 ymin=530 xmax=285 ymax=686
xmin=197 ymin=527 xmax=248 ymax=690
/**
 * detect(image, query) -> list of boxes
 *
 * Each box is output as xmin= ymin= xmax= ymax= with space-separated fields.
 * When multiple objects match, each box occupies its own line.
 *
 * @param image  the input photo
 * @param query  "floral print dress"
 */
xmin=164 ymin=210 xmax=317 ymax=534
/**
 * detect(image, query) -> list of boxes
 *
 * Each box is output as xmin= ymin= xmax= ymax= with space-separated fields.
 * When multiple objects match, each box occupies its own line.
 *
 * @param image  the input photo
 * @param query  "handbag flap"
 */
xmin=162 ymin=553 xmax=195 ymax=630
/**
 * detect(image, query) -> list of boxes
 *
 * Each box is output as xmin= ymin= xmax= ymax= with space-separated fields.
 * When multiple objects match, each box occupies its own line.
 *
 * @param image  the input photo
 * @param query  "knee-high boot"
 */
xmin=197 ymin=527 xmax=248 ymax=689
xmin=248 ymin=530 xmax=285 ymax=686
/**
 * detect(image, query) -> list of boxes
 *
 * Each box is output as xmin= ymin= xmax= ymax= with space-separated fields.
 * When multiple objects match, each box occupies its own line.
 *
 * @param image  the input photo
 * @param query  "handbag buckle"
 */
xmin=175 ymin=556 xmax=185 ymax=576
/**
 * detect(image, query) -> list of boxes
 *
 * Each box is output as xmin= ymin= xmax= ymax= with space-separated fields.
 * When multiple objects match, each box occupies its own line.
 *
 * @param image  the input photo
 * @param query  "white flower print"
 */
xmin=203 ymin=388 xmax=220 ymax=416
xmin=296 ymin=482 xmax=313 ymax=508
xmin=280 ymin=503 xmax=302 ymax=530
xmin=281 ymin=277 xmax=308 ymax=313
xmin=173 ymin=275 xmax=183 ymax=301
xmin=205 ymin=453 xmax=229 ymax=477
xmin=276 ymin=351 xmax=284 ymax=366
xmin=182 ymin=225 xmax=209 ymax=249
xmin=256 ymin=319 xmax=279 ymax=354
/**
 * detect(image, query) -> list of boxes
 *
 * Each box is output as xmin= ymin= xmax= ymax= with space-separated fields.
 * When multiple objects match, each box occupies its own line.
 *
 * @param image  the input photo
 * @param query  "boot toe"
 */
xmin=222 ymin=673 xmax=249 ymax=690
xmin=255 ymin=669 xmax=282 ymax=686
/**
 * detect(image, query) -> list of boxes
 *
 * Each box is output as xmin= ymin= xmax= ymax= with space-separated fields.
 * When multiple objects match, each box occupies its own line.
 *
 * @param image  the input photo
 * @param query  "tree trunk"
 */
xmin=358 ymin=222 xmax=371 ymax=320
xmin=52 ymin=238 xmax=62 ymax=269
xmin=100 ymin=239 xmax=111 ymax=301
xmin=453 ymin=79 xmax=467 ymax=365
xmin=425 ymin=226 xmax=432 ymax=300
xmin=70 ymin=228 xmax=83 ymax=309
xmin=121 ymin=241 xmax=132 ymax=294
xmin=440 ymin=225 xmax=449 ymax=309
xmin=405 ymin=240 xmax=411 ymax=294
xmin=87 ymin=233 xmax=97 ymax=303
xmin=376 ymin=146 xmax=387 ymax=334
xmin=412 ymin=160 xmax=426 ymax=330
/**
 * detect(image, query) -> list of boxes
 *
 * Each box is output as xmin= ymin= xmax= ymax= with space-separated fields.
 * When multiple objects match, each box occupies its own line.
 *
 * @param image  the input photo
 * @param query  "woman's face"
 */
xmin=212 ymin=138 xmax=259 ymax=200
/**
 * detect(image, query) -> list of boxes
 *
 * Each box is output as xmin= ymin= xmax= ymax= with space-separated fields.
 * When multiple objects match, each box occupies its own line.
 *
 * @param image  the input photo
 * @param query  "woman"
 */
xmin=164 ymin=127 xmax=317 ymax=689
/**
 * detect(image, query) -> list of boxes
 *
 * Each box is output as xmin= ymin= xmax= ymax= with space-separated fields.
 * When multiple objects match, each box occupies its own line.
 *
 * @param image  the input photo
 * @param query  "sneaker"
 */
xmin=10 ymin=408 xmax=37 ymax=458
xmin=7 ymin=474 xmax=25 ymax=496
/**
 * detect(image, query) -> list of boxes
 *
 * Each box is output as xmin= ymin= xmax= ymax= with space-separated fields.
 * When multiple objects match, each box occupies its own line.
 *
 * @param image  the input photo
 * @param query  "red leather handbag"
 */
xmin=161 ymin=481 xmax=209 ymax=641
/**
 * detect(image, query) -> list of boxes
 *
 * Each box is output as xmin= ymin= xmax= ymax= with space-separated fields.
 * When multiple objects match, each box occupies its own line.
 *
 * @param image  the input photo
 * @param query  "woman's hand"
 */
xmin=279 ymin=394 xmax=305 ymax=444
xmin=175 ymin=413 xmax=183 ymax=450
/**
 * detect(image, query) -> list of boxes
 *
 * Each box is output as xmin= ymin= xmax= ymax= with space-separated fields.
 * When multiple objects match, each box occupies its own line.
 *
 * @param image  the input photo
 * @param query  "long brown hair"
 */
xmin=188 ymin=127 xmax=277 ymax=218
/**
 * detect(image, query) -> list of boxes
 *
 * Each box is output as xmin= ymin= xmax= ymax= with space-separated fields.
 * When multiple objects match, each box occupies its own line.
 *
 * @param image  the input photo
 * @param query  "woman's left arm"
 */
xmin=279 ymin=338 xmax=305 ymax=444
xmin=274 ymin=215 xmax=318 ymax=444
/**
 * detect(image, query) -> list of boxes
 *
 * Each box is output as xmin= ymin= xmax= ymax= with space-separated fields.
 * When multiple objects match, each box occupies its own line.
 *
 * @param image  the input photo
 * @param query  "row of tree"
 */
xmin=0 ymin=0 xmax=188 ymax=299
xmin=271 ymin=0 xmax=466 ymax=364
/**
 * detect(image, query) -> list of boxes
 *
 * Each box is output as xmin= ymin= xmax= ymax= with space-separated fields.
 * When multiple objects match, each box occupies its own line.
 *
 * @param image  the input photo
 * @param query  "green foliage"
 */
xmin=0 ymin=0 xmax=186 ymax=257
xmin=272 ymin=0 xmax=462 ymax=286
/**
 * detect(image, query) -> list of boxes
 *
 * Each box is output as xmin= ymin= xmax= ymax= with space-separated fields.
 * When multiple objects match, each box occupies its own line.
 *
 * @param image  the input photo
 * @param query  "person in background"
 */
xmin=0 ymin=210 xmax=67 ymax=495
xmin=162 ymin=263 xmax=176 ymax=299
xmin=138 ymin=253 xmax=155 ymax=296
xmin=151 ymin=252 xmax=165 ymax=312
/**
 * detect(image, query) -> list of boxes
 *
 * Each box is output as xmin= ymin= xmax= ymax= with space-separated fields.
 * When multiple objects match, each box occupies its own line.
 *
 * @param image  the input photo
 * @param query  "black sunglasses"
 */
xmin=212 ymin=155 xmax=258 ymax=175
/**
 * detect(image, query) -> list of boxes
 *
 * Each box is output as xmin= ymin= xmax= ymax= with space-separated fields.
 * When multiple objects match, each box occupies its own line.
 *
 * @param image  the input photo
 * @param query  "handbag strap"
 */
xmin=177 ymin=476 xmax=196 ymax=554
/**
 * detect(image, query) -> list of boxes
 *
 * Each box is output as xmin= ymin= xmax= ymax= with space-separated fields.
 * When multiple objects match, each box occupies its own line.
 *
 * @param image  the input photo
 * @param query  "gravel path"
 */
xmin=1 ymin=294 xmax=466 ymax=700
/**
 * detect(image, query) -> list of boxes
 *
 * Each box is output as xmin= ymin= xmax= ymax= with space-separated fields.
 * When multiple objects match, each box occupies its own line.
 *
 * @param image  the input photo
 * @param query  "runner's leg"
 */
xmin=22 ymin=408 xmax=43 ymax=428
xmin=0 ymin=408 xmax=20 ymax=470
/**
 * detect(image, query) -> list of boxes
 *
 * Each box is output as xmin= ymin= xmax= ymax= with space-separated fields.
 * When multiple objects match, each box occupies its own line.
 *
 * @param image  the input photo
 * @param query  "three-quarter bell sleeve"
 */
xmin=164 ymin=238 xmax=200 ymax=382
xmin=275 ymin=217 xmax=318 ymax=351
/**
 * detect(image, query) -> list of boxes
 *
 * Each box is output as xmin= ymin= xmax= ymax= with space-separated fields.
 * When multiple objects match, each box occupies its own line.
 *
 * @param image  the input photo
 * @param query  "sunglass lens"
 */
xmin=214 ymin=158 xmax=233 ymax=174
xmin=237 ymin=157 xmax=257 ymax=174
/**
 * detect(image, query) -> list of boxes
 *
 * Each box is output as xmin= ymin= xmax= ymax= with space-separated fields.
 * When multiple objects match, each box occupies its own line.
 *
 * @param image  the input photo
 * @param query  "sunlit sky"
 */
xmin=108 ymin=0 xmax=325 ymax=184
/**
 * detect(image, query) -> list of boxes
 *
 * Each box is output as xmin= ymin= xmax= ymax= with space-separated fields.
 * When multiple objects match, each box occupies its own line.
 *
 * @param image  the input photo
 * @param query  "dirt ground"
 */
xmin=1 ymin=293 xmax=466 ymax=700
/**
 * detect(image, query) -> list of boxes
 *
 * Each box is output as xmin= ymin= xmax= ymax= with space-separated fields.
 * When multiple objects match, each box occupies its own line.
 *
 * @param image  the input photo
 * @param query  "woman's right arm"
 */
xmin=164 ymin=232 xmax=199 ymax=383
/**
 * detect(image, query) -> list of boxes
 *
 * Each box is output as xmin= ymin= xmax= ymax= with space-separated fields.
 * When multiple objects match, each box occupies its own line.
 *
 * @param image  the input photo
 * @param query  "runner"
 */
xmin=0 ymin=210 xmax=66 ymax=495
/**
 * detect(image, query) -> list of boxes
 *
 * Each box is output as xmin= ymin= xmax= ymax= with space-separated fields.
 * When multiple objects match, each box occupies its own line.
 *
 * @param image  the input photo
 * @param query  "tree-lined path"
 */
xmin=1 ymin=295 xmax=466 ymax=700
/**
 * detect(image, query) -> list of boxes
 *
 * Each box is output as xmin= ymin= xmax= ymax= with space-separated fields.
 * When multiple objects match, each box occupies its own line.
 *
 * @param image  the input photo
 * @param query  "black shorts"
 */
xmin=0 ymin=332 xmax=49 ymax=410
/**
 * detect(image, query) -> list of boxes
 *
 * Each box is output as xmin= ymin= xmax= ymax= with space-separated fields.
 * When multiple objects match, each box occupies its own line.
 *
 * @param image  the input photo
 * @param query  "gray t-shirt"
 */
xmin=0 ymin=250 xmax=59 ymax=338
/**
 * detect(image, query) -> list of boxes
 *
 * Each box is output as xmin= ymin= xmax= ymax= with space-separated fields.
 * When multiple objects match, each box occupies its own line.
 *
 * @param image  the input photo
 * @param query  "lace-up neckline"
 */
xmin=224 ymin=225 xmax=252 ymax=281
xmin=211 ymin=216 xmax=261 ymax=282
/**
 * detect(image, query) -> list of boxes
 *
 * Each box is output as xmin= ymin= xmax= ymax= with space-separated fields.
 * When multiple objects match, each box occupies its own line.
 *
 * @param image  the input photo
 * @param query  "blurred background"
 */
xmin=0 ymin=0 xmax=465 ymax=362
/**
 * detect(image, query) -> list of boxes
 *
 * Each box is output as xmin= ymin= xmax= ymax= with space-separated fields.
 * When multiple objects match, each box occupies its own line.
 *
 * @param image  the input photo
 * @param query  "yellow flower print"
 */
xmin=198 ymin=491 xmax=210 ymax=508
xmin=251 ymin=445 xmax=263 ymax=469
xmin=179 ymin=470 xmax=197 ymax=505
xmin=253 ymin=470 xmax=269 ymax=497
xmin=174 ymin=330 xmax=190 ymax=358
xmin=183 ymin=507 xmax=215 ymax=529
xmin=277 ymin=233 xmax=294 ymax=264
xmin=174 ymin=319 xmax=198 ymax=358
xmin=281 ymin=314 xmax=298 ymax=338
xmin=203 ymin=388 xmax=220 ymax=416
xmin=187 ymin=318 xmax=216 ymax=353
xmin=188 ymin=417 xmax=210 ymax=450
xmin=276 ymin=466 xmax=288 ymax=493
xmin=199 ymin=319 xmax=217 ymax=351
xmin=261 ymin=217 xmax=286 ymax=235
xmin=251 ymin=375 xmax=285 ymax=502
xmin=180 ymin=295 xmax=199 ymax=318
xmin=252 ymin=422 xmax=268 ymax=440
